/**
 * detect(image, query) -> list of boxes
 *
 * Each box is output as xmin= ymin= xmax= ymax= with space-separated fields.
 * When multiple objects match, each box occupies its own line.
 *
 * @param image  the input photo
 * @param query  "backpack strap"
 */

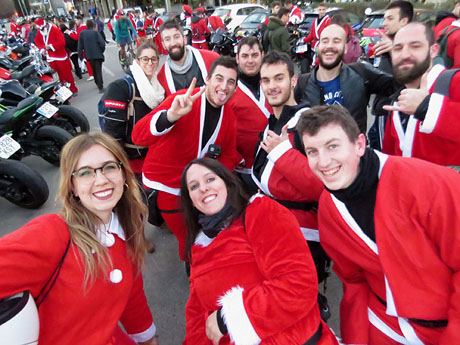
xmin=122 ymin=74 xmax=136 ymax=119
xmin=295 ymin=72 xmax=311 ymax=103
xmin=433 ymin=68 xmax=460 ymax=98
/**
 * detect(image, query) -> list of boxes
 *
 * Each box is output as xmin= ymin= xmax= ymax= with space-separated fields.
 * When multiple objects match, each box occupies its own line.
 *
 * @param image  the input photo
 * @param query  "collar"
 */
xmin=96 ymin=212 xmax=126 ymax=247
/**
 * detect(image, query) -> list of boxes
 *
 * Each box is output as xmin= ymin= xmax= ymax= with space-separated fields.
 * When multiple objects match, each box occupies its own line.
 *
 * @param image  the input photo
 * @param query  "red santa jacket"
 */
xmin=289 ymin=5 xmax=304 ymax=25
xmin=318 ymin=152 xmax=460 ymax=345
xmin=191 ymin=17 xmax=210 ymax=44
xmin=132 ymin=88 xmax=238 ymax=195
xmin=34 ymin=24 xmax=68 ymax=61
xmin=303 ymin=15 xmax=331 ymax=49
xmin=433 ymin=16 xmax=457 ymax=39
xmin=184 ymin=195 xmax=339 ymax=345
xmin=251 ymin=105 xmax=324 ymax=239
xmin=443 ymin=20 xmax=460 ymax=68
xmin=157 ymin=47 xmax=219 ymax=98
xmin=382 ymin=64 xmax=460 ymax=166
xmin=228 ymin=80 xmax=272 ymax=172
xmin=0 ymin=213 xmax=155 ymax=345
xmin=208 ymin=15 xmax=225 ymax=31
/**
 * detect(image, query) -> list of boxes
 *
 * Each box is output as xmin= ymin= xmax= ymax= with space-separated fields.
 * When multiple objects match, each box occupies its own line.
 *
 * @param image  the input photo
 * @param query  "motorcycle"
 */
xmin=290 ymin=27 xmax=312 ymax=74
xmin=0 ymin=159 xmax=49 ymax=208
xmin=0 ymin=95 xmax=73 ymax=166
xmin=0 ymin=79 xmax=89 ymax=135
xmin=209 ymin=28 xmax=237 ymax=57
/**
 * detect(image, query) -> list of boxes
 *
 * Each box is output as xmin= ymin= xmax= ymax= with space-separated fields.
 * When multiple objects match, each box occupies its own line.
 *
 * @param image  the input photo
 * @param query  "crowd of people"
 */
xmin=1 ymin=1 xmax=460 ymax=344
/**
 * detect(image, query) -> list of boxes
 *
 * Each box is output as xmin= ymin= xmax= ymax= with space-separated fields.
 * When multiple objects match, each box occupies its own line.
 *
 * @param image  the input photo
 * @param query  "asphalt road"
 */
xmin=0 ymin=39 xmax=344 ymax=344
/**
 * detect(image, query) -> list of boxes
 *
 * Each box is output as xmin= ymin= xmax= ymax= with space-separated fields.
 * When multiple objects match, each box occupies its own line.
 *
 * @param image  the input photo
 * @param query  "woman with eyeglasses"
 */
xmin=102 ymin=42 xmax=165 ymax=176
xmin=180 ymin=158 xmax=339 ymax=345
xmin=0 ymin=132 xmax=159 ymax=345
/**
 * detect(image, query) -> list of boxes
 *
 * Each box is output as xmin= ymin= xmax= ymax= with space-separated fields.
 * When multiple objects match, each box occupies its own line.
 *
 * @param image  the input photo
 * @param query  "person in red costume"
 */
xmin=146 ymin=11 xmax=167 ymax=55
xmin=180 ymin=158 xmax=340 ymax=345
xmin=382 ymin=23 xmax=460 ymax=167
xmin=207 ymin=12 xmax=225 ymax=32
xmin=433 ymin=1 xmax=460 ymax=39
xmin=285 ymin=0 xmax=304 ymax=25
xmin=34 ymin=18 xmax=78 ymax=94
xmin=191 ymin=8 xmax=210 ymax=50
xmin=299 ymin=104 xmax=460 ymax=345
xmin=73 ymin=15 xmax=94 ymax=81
xmin=302 ymin=3 xmax=330 ymax=52
xmin=0 ymin=132 xmax=159 ymax=345
xmin=132 ymin=57 xmax=239 ymax=261
xmin=157 ymin=20 xmax=218 ymax=98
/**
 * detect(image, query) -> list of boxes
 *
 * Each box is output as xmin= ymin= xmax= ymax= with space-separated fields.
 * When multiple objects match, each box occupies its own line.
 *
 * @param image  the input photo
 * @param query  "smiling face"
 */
xmin=186 ymin=164 xmax=228 ymax=216
xmin=137 ymin=48 xmax=159 ymax=79
xmin=161 ymin=27 xmax=187 ymax=61
xmin=302 ymin=123 xmax=366 ymax=190
xmin=236 ymin=43 xmax=263 ymax=77
xmin=317 ymin=24 xmax=346 ymax=70
xmin=72 ymin=144 xmax=125 ymax=223
xmin=205 ymin=65 xmax=237 ymax=108
xmin=260 ymin=61 xmax=296 ymax=108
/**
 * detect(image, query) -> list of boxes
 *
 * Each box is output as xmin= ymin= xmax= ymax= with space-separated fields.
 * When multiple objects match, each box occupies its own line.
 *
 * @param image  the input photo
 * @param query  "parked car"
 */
xmin=237 ymin=9 xmax=270 ymax=35
xmin=300 ymin=8 xmax=363 ymax=33
xmin=212 ymin=4 xmax=265 ymax=33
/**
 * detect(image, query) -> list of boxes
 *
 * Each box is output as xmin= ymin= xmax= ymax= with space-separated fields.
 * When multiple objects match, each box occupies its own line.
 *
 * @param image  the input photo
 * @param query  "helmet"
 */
xmin=116 ymin=9 xmax=123 ymax=16
xmin=0 ymin=291 xmax=39 ymax=345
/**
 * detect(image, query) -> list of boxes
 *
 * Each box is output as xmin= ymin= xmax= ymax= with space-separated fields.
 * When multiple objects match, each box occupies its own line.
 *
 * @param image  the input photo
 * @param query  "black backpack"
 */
xmin=260 ymin=23 xmax=271 ymax=53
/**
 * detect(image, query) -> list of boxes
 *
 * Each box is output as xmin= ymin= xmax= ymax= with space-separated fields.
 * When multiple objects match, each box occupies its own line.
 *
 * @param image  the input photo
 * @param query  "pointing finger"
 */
xmin=382 ymin=104 xmax=400 ymax=112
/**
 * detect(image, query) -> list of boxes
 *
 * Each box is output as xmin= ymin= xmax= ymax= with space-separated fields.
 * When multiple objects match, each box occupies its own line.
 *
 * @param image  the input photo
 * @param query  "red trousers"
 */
xmin=49 ymin=58 xmax=78 ymax=93
xmin=157 ymin=191 xmax=188 ymax=261
xmin=154 ymin=35 xmax=167 ymax=55
xmin=192 ymin=42 xmax=209 ymax=50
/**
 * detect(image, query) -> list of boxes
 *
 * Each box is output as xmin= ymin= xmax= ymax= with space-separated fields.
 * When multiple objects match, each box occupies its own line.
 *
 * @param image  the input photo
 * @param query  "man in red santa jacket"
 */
xmin=382 ymin=23 xmax=460 ymax=168
xmin=251 ymin=51 xmax=328 ymax=284
xmin=299 ymin=104 xmax=460 ymax=345
xmin=228 ymin=37 xmax=272 ymax=192
xmin=157 ymin=19 xmax=218 ymax=98
xmin=285 ymin=0 xmax=304 ymax=25
xmin=302 ymin=3 xmax=330 ymax=51
xmin=71 ymin=15 xmax=94 ymax=80
xmin=132 ymin=57 xmax=238 ymax=261
xmin=190 ymin=8 xmax=210 ymax=50
xmin=34 ymin=18 xmax=78 ymax=94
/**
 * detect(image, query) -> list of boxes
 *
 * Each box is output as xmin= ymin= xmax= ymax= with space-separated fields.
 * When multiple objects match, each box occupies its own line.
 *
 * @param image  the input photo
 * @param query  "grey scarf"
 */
xmin=167 ymin=46 xmax=194 ymax=74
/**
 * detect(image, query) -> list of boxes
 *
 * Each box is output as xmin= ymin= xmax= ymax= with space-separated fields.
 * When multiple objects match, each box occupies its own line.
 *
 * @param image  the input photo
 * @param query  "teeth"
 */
xmin=322 ymin=167 xmax=340 ymax=176
xmin=94 ymin=190 xmax=112 ymax=197
xmin=203 ymin=195 xmax=216 ymax=203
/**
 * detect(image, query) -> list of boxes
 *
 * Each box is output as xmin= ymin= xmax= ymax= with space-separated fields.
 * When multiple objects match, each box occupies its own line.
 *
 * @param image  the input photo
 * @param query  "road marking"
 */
xmin=102 ymin=64 xmax=115 ymax=76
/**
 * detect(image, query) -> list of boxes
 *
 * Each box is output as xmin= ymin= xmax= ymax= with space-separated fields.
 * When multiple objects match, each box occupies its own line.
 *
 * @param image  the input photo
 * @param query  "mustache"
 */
xmin=395 ymin=58 xmax=416 ymax=68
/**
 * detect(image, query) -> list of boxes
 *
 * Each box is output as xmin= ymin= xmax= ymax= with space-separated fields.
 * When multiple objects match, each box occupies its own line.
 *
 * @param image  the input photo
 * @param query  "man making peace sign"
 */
xmin=132 ymin=57 xmax=239 ymax=261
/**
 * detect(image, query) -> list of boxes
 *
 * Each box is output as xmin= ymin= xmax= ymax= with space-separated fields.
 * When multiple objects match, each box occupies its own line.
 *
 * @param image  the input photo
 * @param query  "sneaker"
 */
xmin=87 ymin=76 xmax=94 ymax=81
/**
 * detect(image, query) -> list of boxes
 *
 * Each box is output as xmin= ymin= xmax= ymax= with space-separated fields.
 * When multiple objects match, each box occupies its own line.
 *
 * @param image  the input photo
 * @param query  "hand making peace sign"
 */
xmin=166 ymin=78 xmax=206 ymax=123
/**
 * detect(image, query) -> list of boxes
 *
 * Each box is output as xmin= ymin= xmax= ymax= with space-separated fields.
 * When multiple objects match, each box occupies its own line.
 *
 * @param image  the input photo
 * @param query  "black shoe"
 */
xmin=98 ymin=88 xmax=105 ymax=94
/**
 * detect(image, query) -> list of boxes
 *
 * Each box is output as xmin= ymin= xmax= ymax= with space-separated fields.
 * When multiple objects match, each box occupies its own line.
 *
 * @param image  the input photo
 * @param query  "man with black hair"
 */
xmin=295 ymin=24 xmax=394 ymax=134
xmin=157 ymin=19 xmax=218 ymax=98
xmin=382 ymin=22 xmax=460 ymax=167
xmin=299 ymin=104 xmax=460 ymax=345
xmin=285 ymin=0 xmax=304 ymax=25
xmin=302 ymin=3 xmax=331 ymax=54
xmin=251 ymin=51 xmax=329 ymax=286
xmin=267 ymin=7 xmax=291 ymax=55
xmin=132 ymin=57 xmax=239 ymax=261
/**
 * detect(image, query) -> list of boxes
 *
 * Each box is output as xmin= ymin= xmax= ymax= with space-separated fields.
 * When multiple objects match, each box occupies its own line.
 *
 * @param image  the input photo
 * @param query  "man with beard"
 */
xmin=295 ymin=24 xmax=394 ymax=134
xmin=298 ymin=104 xmax=460 ymax=345
xmin=382 ymin=22 xmax=460 ymax=167
xmin=157 ymin=19 xmax=218 ymax=98
xmin=229 ymin=37 xmax=272 ymax=192
xmin=132 ymin=57 xmax=239 ymax=261
xmin=251 ymin=51 xmax=330 ymax=290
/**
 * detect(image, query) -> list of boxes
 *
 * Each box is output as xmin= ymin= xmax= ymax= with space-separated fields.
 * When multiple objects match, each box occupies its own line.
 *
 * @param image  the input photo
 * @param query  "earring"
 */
xmin=124 ymin=183 xmax=129 ymax=189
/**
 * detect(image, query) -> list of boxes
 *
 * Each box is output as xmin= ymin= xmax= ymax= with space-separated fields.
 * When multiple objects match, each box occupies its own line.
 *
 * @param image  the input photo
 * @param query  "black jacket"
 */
xmin=78 ymin=29 xmax=105 ymax=61
xmin=295 ymin=62 xmax=394 ymax=133
xmin=102 ymin=74 xmax=152 ymax=160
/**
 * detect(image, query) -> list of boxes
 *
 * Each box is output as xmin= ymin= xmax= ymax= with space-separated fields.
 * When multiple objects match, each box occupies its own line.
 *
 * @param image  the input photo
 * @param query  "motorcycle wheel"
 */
xmin=35 ymin=125 xmax=73 ymax=166
xmin=0 ymin=160 xmax=49 ymax=209
xmin=53 ymin=105 xmax=90 ymax=135
xmin=299 ymin=57 xmax=310 ymax=74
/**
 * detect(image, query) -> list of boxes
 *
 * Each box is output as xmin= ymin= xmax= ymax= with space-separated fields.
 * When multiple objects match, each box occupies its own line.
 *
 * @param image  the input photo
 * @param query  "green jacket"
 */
xmin=268 ymin=17 xmax=290 ymax=55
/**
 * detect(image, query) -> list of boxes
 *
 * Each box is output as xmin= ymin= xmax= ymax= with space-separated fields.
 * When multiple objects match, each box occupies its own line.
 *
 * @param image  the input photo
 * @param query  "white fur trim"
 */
xmin=267 ymin=139 xmax=292 ymax=163
xmin=129 ymin=322 xmax=157 ymax=343
xmin=150 ymin=110 xmax=174 ymax=136
xmin=368 ymin=308 xmax=410 ymax=345
xmin=130 ymin=60 xmax=165 ymax=109
xmin=248 ymin=193 xmax=264 ymax=203
xmin=419 ymin=93 xmax=443 ymax=134
xmin=300 ymin=227 xmax=320 ymax=242
xmin=141 ymin=175 xmax=180 ymax=196
xmin=194 ymin=231 xmax=214 ymax=247
xmin=286 ymin=107 xmax=309 ymax=129
xmin=218 ymin=286 xmax=261 ymax=345
xmin=427 ymin=64 xmax=445 ymax=90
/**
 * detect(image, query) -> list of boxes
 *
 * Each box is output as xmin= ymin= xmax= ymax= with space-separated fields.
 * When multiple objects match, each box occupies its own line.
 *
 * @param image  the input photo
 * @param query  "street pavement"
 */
xmin=0 ymin=38 xmax=344 ymax=344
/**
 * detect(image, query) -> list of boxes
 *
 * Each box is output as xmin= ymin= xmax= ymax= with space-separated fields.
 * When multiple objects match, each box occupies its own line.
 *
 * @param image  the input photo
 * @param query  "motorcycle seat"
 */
xmin=40 ymin=81 xmax=59 ymax=91
xmin=10 ymin=65 xmax=35 ymax=81
xmin=0 ymin=108 xmax=16 ymax=125
xmin=0 ymin=96 xmax=40 ymax=126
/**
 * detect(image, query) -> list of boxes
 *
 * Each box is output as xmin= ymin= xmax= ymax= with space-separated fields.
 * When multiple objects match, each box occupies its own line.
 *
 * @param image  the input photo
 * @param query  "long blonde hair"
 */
xmin=58 ymin=132 xmax=147 ymax=286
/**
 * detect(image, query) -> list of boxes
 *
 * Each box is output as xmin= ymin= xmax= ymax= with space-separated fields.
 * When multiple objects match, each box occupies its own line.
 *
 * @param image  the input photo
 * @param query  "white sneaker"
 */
xmin=87 ymin=76 xmax=94 ymax=81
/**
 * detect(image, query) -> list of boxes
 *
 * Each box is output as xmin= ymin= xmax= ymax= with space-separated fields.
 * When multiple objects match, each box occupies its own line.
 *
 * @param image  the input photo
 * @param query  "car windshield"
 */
xmin=243 ymin=12 xmax=267 ymax=24
xmin=363 ymin=16 xmax=384 ymax=29
xmin=214 ymin=8 xmax=231 ymax=17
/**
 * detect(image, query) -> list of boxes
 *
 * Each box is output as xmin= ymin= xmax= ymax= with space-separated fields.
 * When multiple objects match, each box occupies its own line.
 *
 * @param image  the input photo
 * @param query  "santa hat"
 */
xmin=116 ymin=9 xmax=123 ymax=16
xmin=196 ymin=7 xmax=205 ymax=14
xmin=35 ymin=18 xmax=45 ymax=29
xmin=183 ymin=5 xmax=192 ymax=14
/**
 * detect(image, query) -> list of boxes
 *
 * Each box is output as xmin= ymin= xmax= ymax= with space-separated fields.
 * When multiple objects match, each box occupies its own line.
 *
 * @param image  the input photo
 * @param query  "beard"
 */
xmin=168 ymin=45 xmax=185 ymax=61
xmin=318 ymin=48 xmax=344 ymax=70
xmin=266 ymin=83 xmax=292 ymax=107
xmin=393 ymin=53 xmax=431 ymax=85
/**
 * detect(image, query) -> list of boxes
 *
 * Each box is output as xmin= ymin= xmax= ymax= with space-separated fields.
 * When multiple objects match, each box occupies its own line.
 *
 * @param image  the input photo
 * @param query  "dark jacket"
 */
xmin=295 ymin=62 xmax=394 ymax=133
xmin=102 ymin=74 xmax=152 ymax=160
xmin=268 ymin=17 xmax=290 ymax=55
xmin=78 ymin=28 xmax=105 ymax=61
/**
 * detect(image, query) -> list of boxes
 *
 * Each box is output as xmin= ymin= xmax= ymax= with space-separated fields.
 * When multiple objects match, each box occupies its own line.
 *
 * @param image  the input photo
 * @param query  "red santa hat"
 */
xmin=183 ymin=5 xmax=193 ymax=14
xmin=35 ymin=18 xmax=45 ymax=29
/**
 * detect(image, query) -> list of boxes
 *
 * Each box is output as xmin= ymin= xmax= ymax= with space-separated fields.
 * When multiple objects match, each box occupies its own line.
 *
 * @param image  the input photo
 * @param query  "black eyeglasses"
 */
xmin=72 ymin=161 xmax=123 ymax=184
xmin=139 ymin=56 xmax=158 ymax=64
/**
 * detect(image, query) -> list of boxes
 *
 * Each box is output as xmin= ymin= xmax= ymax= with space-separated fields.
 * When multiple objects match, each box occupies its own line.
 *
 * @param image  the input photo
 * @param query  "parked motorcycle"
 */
xmin=0 ymin=159 xmax=49 ymax=208
xmin=0 ymin=96 xmax=73 ymax=166
xmin=210 ymin=28 xmax=237 ymax=57
xmin=290 ymin=27 xmax=312 ymax=74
